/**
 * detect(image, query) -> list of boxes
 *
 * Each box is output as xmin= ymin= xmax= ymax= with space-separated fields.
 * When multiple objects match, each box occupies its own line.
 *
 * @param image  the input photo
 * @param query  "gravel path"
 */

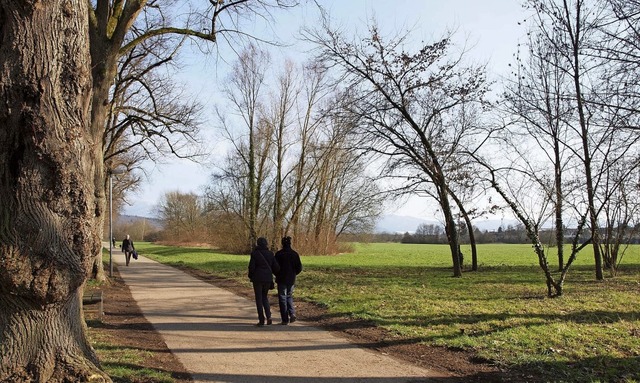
xmin=114 ymin=254 xmax=452 ymax=383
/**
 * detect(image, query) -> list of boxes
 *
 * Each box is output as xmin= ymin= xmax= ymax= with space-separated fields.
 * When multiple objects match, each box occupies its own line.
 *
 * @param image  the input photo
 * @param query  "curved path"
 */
xmin=112 ymin=251 xmax=454 ymax=383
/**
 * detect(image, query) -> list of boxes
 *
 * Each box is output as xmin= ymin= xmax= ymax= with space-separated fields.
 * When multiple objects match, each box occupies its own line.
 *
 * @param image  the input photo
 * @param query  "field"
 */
xmin=139 ymin=242 xmax=640 ymax=382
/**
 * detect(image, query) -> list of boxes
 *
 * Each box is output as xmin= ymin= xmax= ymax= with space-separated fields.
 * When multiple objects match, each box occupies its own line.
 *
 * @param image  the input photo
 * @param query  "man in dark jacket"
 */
xmin=121 ymin=234 xmax=135 ymax=266
xmin=274 ymin=236 xmax=302 ymax=325
xmin=248 ymin=237 xmax=280 ymax=326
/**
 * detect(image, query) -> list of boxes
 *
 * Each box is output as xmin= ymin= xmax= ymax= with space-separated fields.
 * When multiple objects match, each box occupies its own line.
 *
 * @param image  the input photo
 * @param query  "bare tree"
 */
xmin=471 ymin=0 xmax=639 ymax=295
xmin=87 ymin=0 xmax=299 ymax=279
xmin=306 ymin=20 xmax=490 ymax=276
xmin=95 ymin=36 xmax=206 ymax=278
xmin=525 ymin=0 xmax=640 ymax=280
xmin=302 ymin=118 xmax=384 ymax=253
xmin=599 ymin=161 xmax=640 ymax=275
xmin=593 ymin=0 xmax=640 ymax=131
xmin=0 ymin=1 xmax=110 ymax=380
xmin=156 ymin=191 xmax=207 ymax=242
xmin=285 ymin=62 xmax=333 ymax=244
xmin=217 ymin=44 xmax=273 ymax=249
xmin=104 ymin=35 xmax=205 ymax=175
xmin=206 ymin=50 xmax=382 ymax=253
xmin=266 ymin=60 xmax=299 ymax=247
xmin=501 ymin=19 xmax=578 ymax=272
xmin=473 ymin=156 xmax=590 ymax=297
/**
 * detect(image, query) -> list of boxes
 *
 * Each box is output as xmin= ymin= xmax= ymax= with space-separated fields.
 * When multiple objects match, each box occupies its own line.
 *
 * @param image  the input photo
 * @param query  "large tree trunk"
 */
xmin=0 ymin=1 xmax=109 ymax=381
xmin=87 ymin=7 xmax=122 ymax=283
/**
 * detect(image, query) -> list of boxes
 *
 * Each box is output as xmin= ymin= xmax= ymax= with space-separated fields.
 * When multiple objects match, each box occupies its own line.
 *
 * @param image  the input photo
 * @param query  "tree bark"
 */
xmin=449 ymin=191 xmax=478 ymax=271
xmin=0 ymin=1 xmax=108 ymax=381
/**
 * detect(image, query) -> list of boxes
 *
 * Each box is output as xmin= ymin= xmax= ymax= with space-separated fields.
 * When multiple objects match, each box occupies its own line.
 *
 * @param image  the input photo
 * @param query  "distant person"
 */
xmin=248 ymin=237 xmax=280 ymax=326
xmin=121 ymin=234 xmax=135 ymax=266
xmin=112 ymin=237 xmax=116 ymax=247
xmin=275 ymin=236 xmax=302 ymax=325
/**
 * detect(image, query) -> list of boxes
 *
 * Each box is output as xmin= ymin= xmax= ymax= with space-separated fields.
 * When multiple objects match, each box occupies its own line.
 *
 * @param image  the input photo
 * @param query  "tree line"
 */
xmin=397 ymin=223 xmax=640 ymax=249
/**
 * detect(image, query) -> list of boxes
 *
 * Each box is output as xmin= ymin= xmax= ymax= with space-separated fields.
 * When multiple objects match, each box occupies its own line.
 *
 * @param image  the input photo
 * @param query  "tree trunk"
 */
xmin=564 ymin=0 xmax=604 ymax=281
xmin=87 ymin=1 xmax=146 ymax=281
xmin=449 ymin=191 xmax=478 ymax=271
xmin=0 ymin=1 xmax=109 ymax=381
xmin=87 ymin=16 xmax=122 ymax=283
xmin=466 ymin=214 xmax=478 ymax=271
xmin=437 ymin=184 xmax=462 ymax=277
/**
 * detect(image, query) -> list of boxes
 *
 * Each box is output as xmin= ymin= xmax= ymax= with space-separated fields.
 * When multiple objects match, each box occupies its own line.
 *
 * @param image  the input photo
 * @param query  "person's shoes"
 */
xmin=266 ymin=318 xmax=273 ymax=325
xmin=289 ymin=315 xmax=297 ymax=323
xmin=256 ymin=321 xmax=265 ymax=327
xmin=279 ymin=321 xmax=289 ymax=325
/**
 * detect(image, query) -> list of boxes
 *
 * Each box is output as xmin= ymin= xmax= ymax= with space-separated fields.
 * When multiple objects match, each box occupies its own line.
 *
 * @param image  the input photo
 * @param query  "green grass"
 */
xmin=90 ymin=338 xmax=174 ymax=383
xmin=86 ymin=319 xmax=177 ymax=383
xmin=137 ymin=242 xmax=640 ymax=382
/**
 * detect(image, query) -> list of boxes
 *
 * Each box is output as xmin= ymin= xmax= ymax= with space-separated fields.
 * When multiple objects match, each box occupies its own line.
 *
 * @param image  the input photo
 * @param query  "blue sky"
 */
xmin=123 ymin=0 xmax=530 ymax=218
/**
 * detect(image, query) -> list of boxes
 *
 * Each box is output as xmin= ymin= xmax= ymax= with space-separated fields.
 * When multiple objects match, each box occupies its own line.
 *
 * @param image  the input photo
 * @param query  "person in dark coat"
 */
xmin=248 ymin=237 xmax=280 ymax=326
xmin=121 ymin=234 xmax=135 ymax=266
xmin=274 ymin=236 xmax=302 ymax=325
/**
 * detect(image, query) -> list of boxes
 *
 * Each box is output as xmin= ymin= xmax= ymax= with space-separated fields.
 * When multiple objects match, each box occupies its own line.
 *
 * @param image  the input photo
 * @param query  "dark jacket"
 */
xmin=248 ymin=239 xmax=280 ymax=283
xmin=275 ymin=246 xmax=302 ymax=285
xmin=122 ymin=238 xmax=134 ymax=253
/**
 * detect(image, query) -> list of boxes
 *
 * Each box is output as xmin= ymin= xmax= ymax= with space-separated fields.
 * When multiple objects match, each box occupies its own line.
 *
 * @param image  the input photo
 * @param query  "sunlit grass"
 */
xmin=87 ymin=327 xmax=176 ymax=383
xmin=138 ymin=242 xmax=640 ymax=382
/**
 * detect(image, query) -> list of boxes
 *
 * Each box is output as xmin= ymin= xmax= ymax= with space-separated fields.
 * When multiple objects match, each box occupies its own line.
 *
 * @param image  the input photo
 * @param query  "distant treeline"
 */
xmin=357 ymin=224 xmax=640 ymax=245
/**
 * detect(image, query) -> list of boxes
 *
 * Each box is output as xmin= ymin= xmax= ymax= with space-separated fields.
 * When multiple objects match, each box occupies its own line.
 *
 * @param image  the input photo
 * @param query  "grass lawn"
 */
xmin=88 ymin=329 xmax=174 ymax=383
xmin=138 ymin=242 xmax=640 ymax=382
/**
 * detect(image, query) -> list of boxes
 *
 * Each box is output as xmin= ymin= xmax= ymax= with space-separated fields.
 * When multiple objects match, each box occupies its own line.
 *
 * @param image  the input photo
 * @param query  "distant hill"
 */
xmin=117 ymin=215 xmax=164 ymax=229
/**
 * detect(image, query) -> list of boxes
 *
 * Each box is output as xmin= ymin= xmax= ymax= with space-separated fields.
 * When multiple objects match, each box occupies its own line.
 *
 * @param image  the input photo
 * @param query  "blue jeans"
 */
xmin=252 ymin=282 xmax=272 ymax=323
xmin=277 ymin=283 xmax=296 ymax=323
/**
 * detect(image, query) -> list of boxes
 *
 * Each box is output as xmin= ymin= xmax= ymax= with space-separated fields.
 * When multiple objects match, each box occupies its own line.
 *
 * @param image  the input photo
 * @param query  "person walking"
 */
xmin=121 ymin=234 xmax=135 ymax=266
xmin=248 ymin=237 xmax=280 ymax=326
xmin=274 ymin=236 xmax=302 ymax=325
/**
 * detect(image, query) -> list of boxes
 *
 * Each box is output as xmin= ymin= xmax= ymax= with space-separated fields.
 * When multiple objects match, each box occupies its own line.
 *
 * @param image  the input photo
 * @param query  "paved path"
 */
xmin=112 ymin=251 xmax=451 ymax=383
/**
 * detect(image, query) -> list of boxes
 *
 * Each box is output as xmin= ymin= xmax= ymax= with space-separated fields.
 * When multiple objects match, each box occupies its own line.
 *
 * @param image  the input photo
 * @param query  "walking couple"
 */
xmin=248 ymin=236 xmax=303 ymax=327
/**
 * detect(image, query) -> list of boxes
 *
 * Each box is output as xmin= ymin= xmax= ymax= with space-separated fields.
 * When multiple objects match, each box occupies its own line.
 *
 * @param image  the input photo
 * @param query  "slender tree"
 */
xmin=306 ymin=21 xmax=490 ymax=276
xmin=501 ymin=19 xmax=576 ymax=272
xmin=267 ymin=60 xmax=299 ymax=246
xmin=474 ymin=157 xmax=589 ymax=297
xmin=526 ymin=0 xmax=640 ymax=280
xmin=219 ymin=44 xmax=272 ymax=248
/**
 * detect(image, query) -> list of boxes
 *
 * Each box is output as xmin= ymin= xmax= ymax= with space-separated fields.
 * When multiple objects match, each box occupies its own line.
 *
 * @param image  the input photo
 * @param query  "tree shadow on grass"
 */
xmin=382 ymin=309 xmax=640 ymax=329
xmin=511 ymin=355 xmax=640 ymax=383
